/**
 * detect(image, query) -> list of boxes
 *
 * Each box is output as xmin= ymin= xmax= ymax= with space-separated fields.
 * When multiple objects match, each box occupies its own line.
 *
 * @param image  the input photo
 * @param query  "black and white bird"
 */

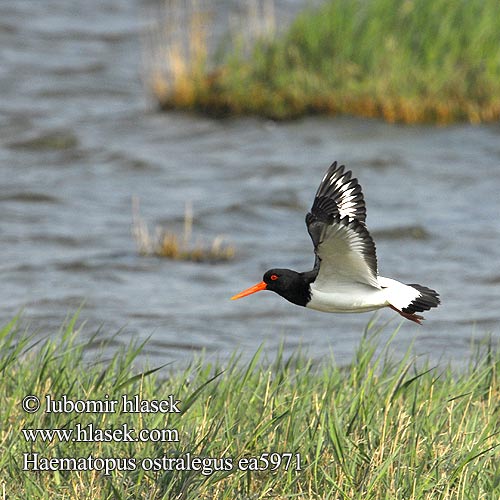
xmin=231 ymin=161 xmax=440 ymax=324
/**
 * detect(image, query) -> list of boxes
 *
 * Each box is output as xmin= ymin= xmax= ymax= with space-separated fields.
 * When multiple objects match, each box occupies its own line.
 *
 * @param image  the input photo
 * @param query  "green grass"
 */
xmin=1 ymin=315 xmax=499 ymax=499
xmin=151 ymin=0 xmax=500 ymax=123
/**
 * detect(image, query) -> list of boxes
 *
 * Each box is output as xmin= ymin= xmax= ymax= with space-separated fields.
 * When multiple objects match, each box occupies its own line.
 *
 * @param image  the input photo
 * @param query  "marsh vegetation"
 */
xmin=2 ymin=316 xmax=498 ymax=498
xmin=146 ymin=0 xmax=500 ymax=123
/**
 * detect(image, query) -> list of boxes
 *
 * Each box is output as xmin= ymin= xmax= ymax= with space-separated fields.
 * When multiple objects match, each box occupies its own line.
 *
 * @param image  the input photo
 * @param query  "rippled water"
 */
xmin=1 ymin=0 xmax=499 ymax=368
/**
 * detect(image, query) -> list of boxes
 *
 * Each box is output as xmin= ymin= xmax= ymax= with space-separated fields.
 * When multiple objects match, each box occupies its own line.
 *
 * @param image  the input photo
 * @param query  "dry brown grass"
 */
xmin=132 ymin=196 xmax=234 ymax=262
xmin=142 ymin=0 xmax=275 ymax=112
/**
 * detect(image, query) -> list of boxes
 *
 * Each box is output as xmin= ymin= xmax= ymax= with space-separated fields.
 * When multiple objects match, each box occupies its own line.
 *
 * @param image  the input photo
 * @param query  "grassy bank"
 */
xmin=1 ymin=315 xmax=499 ymax=499
xmin=149 ymin=0 xmax=500 ymax=124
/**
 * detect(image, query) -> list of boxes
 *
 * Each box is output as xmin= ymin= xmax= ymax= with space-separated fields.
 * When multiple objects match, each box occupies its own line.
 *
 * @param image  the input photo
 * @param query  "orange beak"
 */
xmin=231 ymin=281 xmax=267 ymax=300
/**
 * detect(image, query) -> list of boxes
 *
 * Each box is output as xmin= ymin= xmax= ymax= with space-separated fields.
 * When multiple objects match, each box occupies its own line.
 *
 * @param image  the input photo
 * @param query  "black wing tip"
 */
xmin=330 ymin=161 xmax=344 ymax=174
xmin=323 ymin=161 xmax=351 ymax=183
xmin=307 ymin=196 xmax=339 ymax=224
xmin=402 ymin=284 xmax=441 ymax=314
xmin=313 ymin=160 xmax=367 ymax=224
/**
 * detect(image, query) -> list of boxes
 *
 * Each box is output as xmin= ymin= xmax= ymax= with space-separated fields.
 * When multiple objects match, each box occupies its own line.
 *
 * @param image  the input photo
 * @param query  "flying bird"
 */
xmin=231 ymin=162 xmax=440 ymax=324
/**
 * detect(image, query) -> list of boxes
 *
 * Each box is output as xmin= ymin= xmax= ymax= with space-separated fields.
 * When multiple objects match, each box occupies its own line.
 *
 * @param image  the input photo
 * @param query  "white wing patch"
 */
xmin=313 ymin=217 xmax=380 ymax=291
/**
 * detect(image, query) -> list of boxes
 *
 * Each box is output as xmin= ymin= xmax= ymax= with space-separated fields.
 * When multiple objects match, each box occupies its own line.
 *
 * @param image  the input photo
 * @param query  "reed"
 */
xmin=132 ymin=196 xmax=235 ymax=262
xmin=145 ymin=0 xmax=500 ymax=123
xmin=143 ymin=0 xmax=276 ymax=114
xmin=1 ymin=315 xmax=498 ymax=498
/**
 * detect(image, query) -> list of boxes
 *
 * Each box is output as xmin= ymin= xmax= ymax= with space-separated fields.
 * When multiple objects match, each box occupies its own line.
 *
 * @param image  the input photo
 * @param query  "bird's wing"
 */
xmin=312 ymin=161 xmax=367 ymax=223
xmin=305 ymin=162 xmax=379 ymax=290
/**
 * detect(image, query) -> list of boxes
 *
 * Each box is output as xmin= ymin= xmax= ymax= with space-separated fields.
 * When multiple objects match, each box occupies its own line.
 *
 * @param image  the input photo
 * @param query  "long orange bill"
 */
xmin=231 ymin=281 xmax=267 ymax=300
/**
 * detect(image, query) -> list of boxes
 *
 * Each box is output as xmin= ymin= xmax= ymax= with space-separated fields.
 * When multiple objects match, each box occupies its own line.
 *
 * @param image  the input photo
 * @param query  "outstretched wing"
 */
xmin=305 ymin=162 xmax=379 ymax=290
xmin=314 ymin=161 xmax=367 ymax=222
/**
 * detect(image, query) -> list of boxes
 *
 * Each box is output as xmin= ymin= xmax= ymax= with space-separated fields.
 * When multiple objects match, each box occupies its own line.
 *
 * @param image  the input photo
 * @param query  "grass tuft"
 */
xmin=1 ymin=315 xmax=499 ymax=498
xmin=132 ymin=196 xmax=235 ymax=263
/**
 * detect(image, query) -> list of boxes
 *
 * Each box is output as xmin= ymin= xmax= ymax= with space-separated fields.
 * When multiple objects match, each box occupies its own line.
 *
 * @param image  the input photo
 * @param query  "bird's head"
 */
xmin=231 ymin=268 xmax=310 ymax=306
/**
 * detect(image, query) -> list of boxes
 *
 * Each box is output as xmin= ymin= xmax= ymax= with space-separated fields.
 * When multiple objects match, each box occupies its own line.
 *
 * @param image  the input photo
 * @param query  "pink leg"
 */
xmin=389 ymin=305 xmax=424 ymax=325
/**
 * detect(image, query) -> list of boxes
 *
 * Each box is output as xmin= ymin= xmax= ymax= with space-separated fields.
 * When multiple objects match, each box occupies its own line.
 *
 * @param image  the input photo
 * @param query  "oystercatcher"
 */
xmin=231 ymin=162 xmax=440 ymax=324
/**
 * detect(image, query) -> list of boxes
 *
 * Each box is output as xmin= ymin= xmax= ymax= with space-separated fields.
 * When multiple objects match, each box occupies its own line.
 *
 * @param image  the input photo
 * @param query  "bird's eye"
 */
xmin=270 ymin=274 xmax=279 ymax=281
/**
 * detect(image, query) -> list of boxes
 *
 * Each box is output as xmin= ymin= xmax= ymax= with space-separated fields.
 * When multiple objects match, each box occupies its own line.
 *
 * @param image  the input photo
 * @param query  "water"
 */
xmin=1 ymin=0 xmax=499 ymax=368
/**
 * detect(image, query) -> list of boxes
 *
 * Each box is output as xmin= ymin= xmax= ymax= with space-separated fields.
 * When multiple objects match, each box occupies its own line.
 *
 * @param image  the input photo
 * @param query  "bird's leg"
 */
xmin=389 ymin=305 xmax=424 ymax=325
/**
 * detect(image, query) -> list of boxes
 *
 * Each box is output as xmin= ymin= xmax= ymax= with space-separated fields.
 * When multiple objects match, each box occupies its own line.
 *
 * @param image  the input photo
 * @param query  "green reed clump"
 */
xmin=1 ymin=315 xmax=498 ymax=499
xmin=151 ymin=0 xmax=500 ymax=124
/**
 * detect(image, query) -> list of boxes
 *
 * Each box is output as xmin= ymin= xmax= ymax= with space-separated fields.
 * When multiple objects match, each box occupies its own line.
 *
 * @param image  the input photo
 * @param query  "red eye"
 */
xmin=270 ymin=274 xmax=279 ymax=281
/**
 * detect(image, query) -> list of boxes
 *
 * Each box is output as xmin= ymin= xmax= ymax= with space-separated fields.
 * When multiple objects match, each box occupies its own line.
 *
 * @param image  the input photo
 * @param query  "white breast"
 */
xmin=307 ymin=282 xmax=389 ymax=313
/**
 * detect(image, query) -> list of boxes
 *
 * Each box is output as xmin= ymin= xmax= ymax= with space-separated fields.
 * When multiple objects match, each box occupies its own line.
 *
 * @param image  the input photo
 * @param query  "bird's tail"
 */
xmin=383 ymin=279 xmax=440 ymax=324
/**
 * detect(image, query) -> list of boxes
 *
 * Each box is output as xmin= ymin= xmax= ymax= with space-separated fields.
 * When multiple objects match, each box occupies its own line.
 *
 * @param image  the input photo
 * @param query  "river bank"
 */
xmin=2 ymin=317 xmax=498 ymax=498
